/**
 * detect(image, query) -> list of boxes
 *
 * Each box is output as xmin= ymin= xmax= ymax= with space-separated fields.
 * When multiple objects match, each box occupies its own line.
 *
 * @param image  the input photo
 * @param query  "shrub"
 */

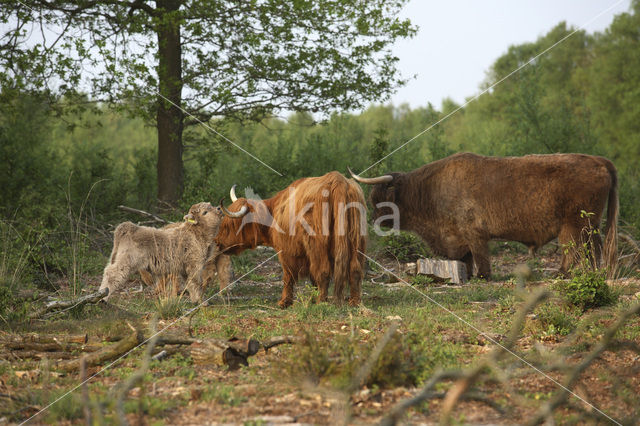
xmin=563 ymin=268 xmax=616 ymax=310
xmin=379 ymin=230 xmax=431 ymax=262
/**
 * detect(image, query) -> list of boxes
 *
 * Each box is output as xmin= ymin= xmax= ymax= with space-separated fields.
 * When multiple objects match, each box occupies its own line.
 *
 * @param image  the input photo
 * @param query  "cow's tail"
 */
xmin=603 ymin=159 xmax=619 ymax=278
xmin=332 ymin=180 xmax=367 ymax=304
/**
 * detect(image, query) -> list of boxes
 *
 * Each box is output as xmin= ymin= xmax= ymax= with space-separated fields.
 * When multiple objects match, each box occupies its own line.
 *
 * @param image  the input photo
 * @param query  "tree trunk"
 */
xmin=156 ymin=0 xmax=184 ymax=207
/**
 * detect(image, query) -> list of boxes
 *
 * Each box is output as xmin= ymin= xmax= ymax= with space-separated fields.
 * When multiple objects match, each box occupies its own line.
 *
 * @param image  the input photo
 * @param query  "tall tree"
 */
xmin=0 ymin=0 xmax=415 ymax=206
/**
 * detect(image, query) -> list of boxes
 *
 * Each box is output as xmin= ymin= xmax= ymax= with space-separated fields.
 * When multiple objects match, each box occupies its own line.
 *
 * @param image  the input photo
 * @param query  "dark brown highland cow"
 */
xmin=351 ymin=152 xmax=618 ymax=278
xmin=217 ymin=171 xmax=367 ymax=308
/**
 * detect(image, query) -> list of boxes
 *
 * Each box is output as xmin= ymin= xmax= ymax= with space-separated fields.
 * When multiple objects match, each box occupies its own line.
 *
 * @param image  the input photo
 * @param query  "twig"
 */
xmin=117 ymin=205 xmax=169 ymax=225
xmin=28 ymin=288 xmax=108 ymax=320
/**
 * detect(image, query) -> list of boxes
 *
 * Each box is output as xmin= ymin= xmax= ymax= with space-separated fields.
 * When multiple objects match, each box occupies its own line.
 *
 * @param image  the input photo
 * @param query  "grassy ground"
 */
xmin=2 ymin=244 xmax=640 ymax=424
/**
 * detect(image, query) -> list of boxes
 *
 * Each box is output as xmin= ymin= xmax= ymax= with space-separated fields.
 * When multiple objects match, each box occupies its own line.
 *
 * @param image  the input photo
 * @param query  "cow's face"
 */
xmin=369 ymin=183 xmax=396 ymax=226
xmin=184 ymin=202 xmax=223 ymax=230
xmin=216 ymin=198 xmax=261 ymax=251
xmin=363 ymin=172 xmax=402 ymax=227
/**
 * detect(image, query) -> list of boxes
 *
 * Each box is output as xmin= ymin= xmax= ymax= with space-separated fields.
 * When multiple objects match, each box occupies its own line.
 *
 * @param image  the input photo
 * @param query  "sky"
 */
xmin=389 ymin=0 xmax=632 ymax=110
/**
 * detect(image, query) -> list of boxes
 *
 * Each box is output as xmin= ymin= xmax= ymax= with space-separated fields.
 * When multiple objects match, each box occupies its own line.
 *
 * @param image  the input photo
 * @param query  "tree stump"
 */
xmin=416 ymin=258 xmax=468 ymax=284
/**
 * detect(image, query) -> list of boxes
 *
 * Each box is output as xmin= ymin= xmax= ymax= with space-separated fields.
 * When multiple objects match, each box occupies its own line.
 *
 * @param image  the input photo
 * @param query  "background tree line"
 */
xmin=1 ymin=2 xmax=639 ymax=292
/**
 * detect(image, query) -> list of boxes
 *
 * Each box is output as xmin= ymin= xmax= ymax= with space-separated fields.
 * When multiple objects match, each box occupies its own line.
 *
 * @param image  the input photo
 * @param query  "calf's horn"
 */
xmin=348 ymin=167 xmax=393 ymax=184
xmin=230 ymin=184 xmax=238 ymax=202
xmin=219 ymin=197 xmax=249 ymax=218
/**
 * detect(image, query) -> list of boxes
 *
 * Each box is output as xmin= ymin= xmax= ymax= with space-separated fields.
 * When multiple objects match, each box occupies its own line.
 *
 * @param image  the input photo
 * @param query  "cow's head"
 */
xmin=217 ymin=186 xmax=273 ymax=253
xmin=349 ymin=168 xmax=400 ymax=227
xmin=184 ymin=201 xmax=224 ymax=230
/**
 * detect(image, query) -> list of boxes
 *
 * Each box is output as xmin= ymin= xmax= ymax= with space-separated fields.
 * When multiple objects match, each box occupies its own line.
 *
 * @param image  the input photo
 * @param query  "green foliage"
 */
xmin=562 ymin=268 xmax=616 ymax=310
xmin=284 ymin=327 xmax=459 ymax=390
xmin=2 ymin=0 xmax=416 ymax=203
xmin=411 ymin=274 xmax=434 ymax=286
xmin=527 ymin=301 xmax=580 ymax=337
xmin=378 ymin=230 xmax=431 ymax=262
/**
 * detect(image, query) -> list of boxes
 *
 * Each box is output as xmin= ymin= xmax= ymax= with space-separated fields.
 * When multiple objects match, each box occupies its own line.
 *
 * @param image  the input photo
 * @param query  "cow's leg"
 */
xmin=461 ymin=252 xmax=474 ymax=277
xmin=310 ymin=260 xmax=331 ymax=303
xmin=309 ymin=262 xmax=331 ymax=302
xmin=139 ymin=269 xmax=154 ymax=287
xmin=184 ymin=262 xmax=204 ymax=303
xmin=201 ymin=256 xmax=217 ymax=291
xmin=468 ymin=240 xmax=491 ymax=279
xmin=278 ymin=255 xmax=301 ymax=309
xmin=347 ymin=250 xmax=364 ymax=307
xmin=215 ymin=254 xmax=233 ymax=291
xmin=558 ymin=225 xmax=581 ymax=275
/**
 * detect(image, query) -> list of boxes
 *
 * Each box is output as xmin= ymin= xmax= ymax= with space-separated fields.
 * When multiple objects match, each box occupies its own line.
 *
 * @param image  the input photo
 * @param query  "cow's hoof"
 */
xmin=278 ymin=299 xmax=293 ymax=309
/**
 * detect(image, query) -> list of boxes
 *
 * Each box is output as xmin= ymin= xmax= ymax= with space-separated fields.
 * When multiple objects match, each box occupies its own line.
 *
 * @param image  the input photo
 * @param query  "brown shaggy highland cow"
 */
xmin=217 ymin=171 xmax=367 ymax=308
xmin=351 ymin=153 xmax=618 ymax=278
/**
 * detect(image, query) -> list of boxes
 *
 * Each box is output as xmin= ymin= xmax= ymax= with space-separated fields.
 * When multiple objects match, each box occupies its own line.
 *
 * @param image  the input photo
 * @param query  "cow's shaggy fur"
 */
xmin=100 ymin=202 xmax=223 ymax=302
xmin=361 ymin=153 xmax=618 ymax=278
xmin=217 ymin=171 xmax=367 ymax=308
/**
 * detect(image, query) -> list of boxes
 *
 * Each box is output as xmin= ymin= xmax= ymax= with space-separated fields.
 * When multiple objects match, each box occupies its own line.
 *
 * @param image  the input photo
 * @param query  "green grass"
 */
xmin=3 ymin=246 xmax=640 ymax=424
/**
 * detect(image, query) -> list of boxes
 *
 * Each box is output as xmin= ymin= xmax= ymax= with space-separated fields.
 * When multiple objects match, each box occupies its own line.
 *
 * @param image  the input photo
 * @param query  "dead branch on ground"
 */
xmin=27 ymin=288 xmax=108 ymax=320
xmin=56 ymin=330 xmax=144 ymax=373
xmin=4 ymin=328 xmax=300 ymax=372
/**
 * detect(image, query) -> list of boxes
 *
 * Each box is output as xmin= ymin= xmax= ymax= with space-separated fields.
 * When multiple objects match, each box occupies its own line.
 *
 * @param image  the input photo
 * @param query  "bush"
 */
xmin=378 ymin=230 xmax=431 ymax=262
xmin=563 ymin=268 xmax=616 ymax=310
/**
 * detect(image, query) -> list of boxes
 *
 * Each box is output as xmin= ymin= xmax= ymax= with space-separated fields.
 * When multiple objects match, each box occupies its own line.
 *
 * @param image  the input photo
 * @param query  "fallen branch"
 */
xmin=5 ymin=329 xmax=299 ymax=372
xmin=0 ymin=350 xmax=76 ymax=360
xmin=262 ymin=335 xmax=303 ymax=351
xmin=28 ymin=288 xmax=108 ymax=320
xmin=56 ymin=330 xmax=144 ymax=373
xmin=117 ymin=205 xmax=169 ymax=225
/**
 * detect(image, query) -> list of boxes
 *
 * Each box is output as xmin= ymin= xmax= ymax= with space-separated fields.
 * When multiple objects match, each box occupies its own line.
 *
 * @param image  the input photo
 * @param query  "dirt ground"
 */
xmin=2 ymin=245 xmax=640 ymax=425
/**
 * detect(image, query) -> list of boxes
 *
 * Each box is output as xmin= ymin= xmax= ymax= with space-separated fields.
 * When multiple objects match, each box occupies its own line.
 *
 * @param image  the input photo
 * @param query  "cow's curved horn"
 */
xmin=348 ymin=167 xmax=393 ymax=184
xmin=230 ymin=184 xmax=238 ymax=202
xmin=219 ymin=197 xmax=248 ymax=218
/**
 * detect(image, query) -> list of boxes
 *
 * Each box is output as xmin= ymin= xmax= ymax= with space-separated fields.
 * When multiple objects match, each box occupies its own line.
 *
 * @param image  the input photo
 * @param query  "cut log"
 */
xmin=0 ymin=350 xmax=76 ymax=360
xmin=190 ymin=338 xmax=261 ymax=370
xmin=416 ymin=258 xmax=468 ymax=284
